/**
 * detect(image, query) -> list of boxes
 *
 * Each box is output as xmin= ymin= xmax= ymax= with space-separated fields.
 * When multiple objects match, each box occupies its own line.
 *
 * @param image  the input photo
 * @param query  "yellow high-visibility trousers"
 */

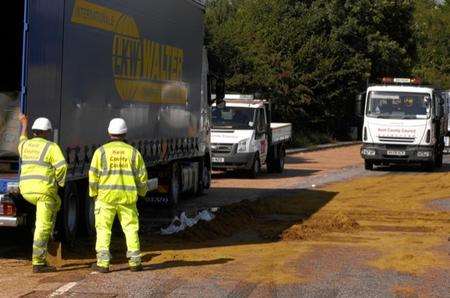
xmin=22 ymin=193 xmax=61 ymax=266
xmin=94 ymin=200 xmax=141 ymax=268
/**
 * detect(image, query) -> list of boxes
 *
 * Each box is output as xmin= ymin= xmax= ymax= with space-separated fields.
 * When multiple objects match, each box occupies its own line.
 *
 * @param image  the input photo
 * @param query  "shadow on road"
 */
xmin=138 ymin=188 xmax=339 ymax=250
xmin=142 ymin=258 xmax=234 ymax=272
xmin=0 ymin=188 xmax=338 ymax=271
xmin=285 ymin=155 xmax=318 ymax=164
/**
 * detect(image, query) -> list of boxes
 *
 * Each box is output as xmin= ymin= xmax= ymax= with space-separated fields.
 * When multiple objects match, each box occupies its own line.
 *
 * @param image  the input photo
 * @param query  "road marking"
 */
xmin=49 ymin=282 xmax=78 ymax=297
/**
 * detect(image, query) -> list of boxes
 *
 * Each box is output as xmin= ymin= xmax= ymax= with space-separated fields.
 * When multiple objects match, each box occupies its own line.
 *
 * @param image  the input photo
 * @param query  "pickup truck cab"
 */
xmin=211 ymin=95 xmax=292 ymax=177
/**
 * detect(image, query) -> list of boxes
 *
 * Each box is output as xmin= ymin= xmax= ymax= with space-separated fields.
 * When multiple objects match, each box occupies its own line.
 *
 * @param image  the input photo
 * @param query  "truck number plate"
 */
xmin=387 ymin=150 xmax=406 ymax=156
xmin=212 ymin=157 xmax=225 ymax=163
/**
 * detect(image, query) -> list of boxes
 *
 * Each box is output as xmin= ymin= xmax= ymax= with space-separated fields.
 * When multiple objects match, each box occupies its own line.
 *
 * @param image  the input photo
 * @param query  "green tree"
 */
xmin=205 ymin=0 xmax=417 ymax=140
xmin=413 ymin=0 xmax=450 ymax=88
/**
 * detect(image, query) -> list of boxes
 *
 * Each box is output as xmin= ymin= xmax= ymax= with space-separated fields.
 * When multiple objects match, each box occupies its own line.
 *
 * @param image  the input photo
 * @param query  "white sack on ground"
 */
xmin=198 ymin=210 xmax=215 ymax=221
xmin=160 ymin=216 xmax=185 ymax=235
xmin=160 ymin=209 xmax=216 ymax=235
xmin=180 ymin=212 xmax=199 ymax=227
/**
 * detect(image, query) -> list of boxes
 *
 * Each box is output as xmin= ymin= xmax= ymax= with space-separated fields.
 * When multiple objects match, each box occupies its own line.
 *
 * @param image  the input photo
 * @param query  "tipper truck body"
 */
xmin=360 ymin=78 xmax=448 ymax=170
xmin=0 ymin=0 xmax=214 ymax=241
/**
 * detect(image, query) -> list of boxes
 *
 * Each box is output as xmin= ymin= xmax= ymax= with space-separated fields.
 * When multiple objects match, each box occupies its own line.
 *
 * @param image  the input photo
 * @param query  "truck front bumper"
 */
xmin=361 ymin=143 xmax=435 ymax=163
xmin=212 ymin=152 xmax=255 ymax=170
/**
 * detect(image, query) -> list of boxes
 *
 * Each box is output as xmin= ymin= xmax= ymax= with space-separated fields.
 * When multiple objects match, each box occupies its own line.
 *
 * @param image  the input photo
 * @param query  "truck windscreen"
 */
xmin=366 ymin=92 xmax=431 ymax=119
xmin=212 ymin=106 xmax=255 ymax=129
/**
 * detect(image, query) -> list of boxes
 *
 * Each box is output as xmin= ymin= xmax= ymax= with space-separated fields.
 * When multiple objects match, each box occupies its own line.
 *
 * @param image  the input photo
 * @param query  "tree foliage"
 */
xmin=413 ymin=0 xmax=450 ymax=88
xmin=205 ymin=0 xmax=427 ymax=139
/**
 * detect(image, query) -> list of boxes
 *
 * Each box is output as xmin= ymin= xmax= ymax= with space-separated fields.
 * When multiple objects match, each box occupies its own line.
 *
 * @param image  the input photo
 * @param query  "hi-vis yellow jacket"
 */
xmin=18 ymin=136 xmax=68 ymax=196
xmin=89 ymin=141 xmax=148 ymax=204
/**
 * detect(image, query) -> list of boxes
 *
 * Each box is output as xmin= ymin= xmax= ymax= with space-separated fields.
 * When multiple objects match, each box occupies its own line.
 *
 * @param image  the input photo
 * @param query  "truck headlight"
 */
xmin=417 ymin=151 xmax=431 ymax=158
xmin=362 ymin=149 xmax=376 ymax=156
xmin=237 ymin=139 xmax=248 ymax=152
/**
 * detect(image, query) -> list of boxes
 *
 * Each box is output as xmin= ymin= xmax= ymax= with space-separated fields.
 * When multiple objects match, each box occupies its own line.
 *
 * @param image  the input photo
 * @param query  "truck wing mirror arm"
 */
xmin=207 ymin=75 xmax=226 ymax=106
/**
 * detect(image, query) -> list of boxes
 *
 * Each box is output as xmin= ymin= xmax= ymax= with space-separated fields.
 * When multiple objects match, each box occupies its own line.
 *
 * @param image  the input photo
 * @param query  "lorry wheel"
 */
xmin=248 ymin=156 xmax=261 ymax=179
xmin=197 ymin=158 xmax=211 ymax=195
xmin=267 ymin=145 xmax=286 ymax=173
xmin=364 ymin=160 xmax=374 ymax=171
xmin=273 ymin=147 xmax=286 ymax=173
xmin=57 ymin=182 xmax=79 ymax=244
xmin=168 ymin=163 xmax=180 ymax=206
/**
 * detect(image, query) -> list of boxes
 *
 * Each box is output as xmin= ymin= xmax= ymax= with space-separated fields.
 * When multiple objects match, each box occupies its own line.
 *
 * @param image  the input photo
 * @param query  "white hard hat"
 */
xmin=32 ymin=117 xmax=52 ymax=131
xmin=108 ymin=118 xmax=128 ymax=135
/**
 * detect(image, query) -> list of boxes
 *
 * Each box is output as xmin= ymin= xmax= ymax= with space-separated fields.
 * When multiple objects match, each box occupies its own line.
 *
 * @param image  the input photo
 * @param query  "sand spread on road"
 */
xmin=3 ymin=169 xmax=449 ymax=295
xmin=166 ymin=172 xmax=449 ymax=281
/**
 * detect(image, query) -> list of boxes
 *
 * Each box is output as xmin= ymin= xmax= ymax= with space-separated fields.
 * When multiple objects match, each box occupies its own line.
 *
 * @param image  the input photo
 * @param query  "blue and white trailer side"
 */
xmin=0 ymin=0 xmax=213 ymax=241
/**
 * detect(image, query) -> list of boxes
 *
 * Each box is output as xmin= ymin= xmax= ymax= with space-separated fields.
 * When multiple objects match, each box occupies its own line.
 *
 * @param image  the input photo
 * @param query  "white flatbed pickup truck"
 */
xmin=211 ymin=95 xmax=292 ymax=178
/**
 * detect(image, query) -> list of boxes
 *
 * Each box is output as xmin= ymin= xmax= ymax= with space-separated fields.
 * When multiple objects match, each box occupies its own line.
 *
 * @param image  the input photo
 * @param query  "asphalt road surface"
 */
xmin=0 ymin=145 xmax=449 ymax=297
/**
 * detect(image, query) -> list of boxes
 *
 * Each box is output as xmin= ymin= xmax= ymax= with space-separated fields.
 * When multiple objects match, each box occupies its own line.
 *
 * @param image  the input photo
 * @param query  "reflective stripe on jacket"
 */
xmin=89 ymin=141 xmax=148 ymax=204
xmin=18 ymin=136 xmax=68 ymax=196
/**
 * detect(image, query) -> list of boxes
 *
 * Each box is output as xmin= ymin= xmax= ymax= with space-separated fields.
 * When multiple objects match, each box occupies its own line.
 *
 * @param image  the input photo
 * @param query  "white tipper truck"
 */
xmin=211 ymin=95 xmax=292 ymax=178
xmin=360 ymin=78 xmax=448 ymax=170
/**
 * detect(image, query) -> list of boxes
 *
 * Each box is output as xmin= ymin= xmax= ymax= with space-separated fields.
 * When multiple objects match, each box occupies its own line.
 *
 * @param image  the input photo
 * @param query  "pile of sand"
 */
xmin=280 ymin=212 xmax=360 ymax=241
xmin=176 ymin=192 xmax=359 ymax=242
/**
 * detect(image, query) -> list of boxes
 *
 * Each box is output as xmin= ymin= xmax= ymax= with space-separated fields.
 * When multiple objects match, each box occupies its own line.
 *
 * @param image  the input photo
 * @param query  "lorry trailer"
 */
xmin=0 ymin=0 xmax=216 ymax=242
xmin=211 ymin=95 xmax=292 ymax=178
xmin=360 ymin=78 xmax=448 ymax=170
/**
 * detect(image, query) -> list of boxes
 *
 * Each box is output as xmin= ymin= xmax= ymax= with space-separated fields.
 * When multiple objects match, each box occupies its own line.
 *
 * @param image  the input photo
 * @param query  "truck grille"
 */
xmin=378 ymin=136 xmax=415 ymax=143
xmin=211 ymin=143 xmax=235 ymax=154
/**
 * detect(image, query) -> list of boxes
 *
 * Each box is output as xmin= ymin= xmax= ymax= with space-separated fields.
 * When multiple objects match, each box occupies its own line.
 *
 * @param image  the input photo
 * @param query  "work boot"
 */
xmin=91 ymin=263 xmax=109 ymax=273
xmin=32 ymin=265 xmax=57 ymax=273
xmin=130 ymin=264 xmax=143 ymax=272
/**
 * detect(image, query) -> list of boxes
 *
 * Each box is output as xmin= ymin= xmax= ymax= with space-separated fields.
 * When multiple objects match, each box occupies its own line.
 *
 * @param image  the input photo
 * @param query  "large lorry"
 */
xmin=360 ymin=78 xmax=448 ymax=170
xmin=0 ymin=0 xmax=219 ymax=241
xmin=211 ymin=95 xmax=292 ymax=178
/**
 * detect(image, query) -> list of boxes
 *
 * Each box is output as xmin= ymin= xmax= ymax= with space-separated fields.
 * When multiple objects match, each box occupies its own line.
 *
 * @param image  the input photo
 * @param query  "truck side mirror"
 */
xmin=215 ymin=78 xmax=225 ymax=104
xmin=355 ymin=93 xmax=365 ymax=117
xmin=207 ymin=76 xmax=226 ymax=106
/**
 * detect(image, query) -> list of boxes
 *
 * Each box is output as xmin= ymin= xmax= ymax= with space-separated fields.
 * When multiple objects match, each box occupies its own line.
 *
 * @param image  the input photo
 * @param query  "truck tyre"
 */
xmin=267 ymin=145 xmax=286 ymax=173
xmin=57 ymin=182 xmax=79 ymax=245
xmin=248 ymin=155 xmax=261 ymax=179
xmin=197 ymin=157 xmax=211 ymax=195
xmin=273 ymin=146 xmax=286 ymax=173
xmin=168 ymin=163 xmax=180 ymax=206
xmin=364 ymin=160 xmax=374 ymax=171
